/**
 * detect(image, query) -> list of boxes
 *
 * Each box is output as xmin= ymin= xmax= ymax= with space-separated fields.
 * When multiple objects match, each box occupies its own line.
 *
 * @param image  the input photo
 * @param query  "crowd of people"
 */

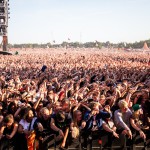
xmin=0 ymin=48 xmax=150 ymax=150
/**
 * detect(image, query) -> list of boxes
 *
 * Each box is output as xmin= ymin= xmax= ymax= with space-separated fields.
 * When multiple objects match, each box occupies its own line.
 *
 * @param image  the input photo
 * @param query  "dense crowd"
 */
xmin=0 ymin=48 xmax=150 ymax=150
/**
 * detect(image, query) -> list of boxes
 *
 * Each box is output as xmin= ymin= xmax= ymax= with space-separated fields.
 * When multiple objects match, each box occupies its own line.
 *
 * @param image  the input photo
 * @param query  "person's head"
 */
xmin=118 ymin=100 xmax=128 ymax=113
xmin=92 ymin=91 xmax=99 ymax=101
xmin=99 ymin=95 xmax=106 ymax=105
xmin=116 ymin=83 xmax=122 ymax=90
xmin=73 ymin=110 xmax=82 ymax=122
xmin=56 ymin=110 xmax=66 ymax=122
xmin=53 ymin=101 xmax=62 ymax=112
xmin=26 ymin=94 xmax=33 ymax=102
xmin=132 ymin=104 xmax=143 ymax=114
xmin=23 ymin=107 xmax=34 ymax=122
xmin=47 ymin=91 xmax=54 ymax=103
xmin=7 ymin=102 xmax=17 ymax=115
xmin=4 ymin=114 xmax=14 ymax=127
xmin=61 ymin=99 xmax=70 ymax=111
xmin=40 ymin=107 xmax=50 ymax=120
xmin=89 ymin=102 xmax=100 ymax=112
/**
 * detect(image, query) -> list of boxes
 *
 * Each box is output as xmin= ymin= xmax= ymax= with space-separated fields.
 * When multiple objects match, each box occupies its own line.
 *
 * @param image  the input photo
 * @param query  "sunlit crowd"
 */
xmin=0 ymin=48 xmax=150 ymax=150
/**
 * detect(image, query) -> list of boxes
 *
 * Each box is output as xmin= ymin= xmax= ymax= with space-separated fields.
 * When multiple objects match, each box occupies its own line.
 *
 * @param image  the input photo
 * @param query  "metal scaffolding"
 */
xmin=0 ymin=0 xmax=9 ymax=51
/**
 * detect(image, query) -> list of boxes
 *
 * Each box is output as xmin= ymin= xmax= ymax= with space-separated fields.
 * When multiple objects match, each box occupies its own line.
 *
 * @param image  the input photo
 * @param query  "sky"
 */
xmin=7 ymin=0 xmax=150 ymax=44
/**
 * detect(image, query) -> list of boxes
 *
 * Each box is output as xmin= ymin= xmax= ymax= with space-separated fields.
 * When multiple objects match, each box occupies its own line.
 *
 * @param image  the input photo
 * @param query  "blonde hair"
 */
xmin=133 ymin=111 xmax=139 ymax=120
xmin=4 ymin=114 xmax=14 ymax=124
xmin=71 ymin=127 xmax=79 ymax=139
xmin=89 ymin=102 xmax=100 ymax=110
xmin=71 ymin=110 xmax=82 ymax=138
xmin=118 ymin=100 xmax=128 ymax=109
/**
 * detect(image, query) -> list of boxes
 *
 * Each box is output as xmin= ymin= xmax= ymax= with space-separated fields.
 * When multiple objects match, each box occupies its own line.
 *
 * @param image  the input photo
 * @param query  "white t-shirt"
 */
xmin=19 ymin=117 xmax=37 ymax=131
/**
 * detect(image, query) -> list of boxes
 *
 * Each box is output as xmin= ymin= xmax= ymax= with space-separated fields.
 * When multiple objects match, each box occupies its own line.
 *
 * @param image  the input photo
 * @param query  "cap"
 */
xmin=132 ymin=104 xmax=141 ymax=111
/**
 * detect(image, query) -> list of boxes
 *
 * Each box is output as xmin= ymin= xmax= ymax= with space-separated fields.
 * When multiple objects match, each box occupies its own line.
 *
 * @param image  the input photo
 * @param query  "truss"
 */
xmin=0 ymin=0 xmax=9 ymax=51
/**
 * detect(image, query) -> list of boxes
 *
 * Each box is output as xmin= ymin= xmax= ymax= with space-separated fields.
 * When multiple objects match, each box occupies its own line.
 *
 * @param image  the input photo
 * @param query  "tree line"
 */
xmin=8 ymin=39 xmax=150 ymax=49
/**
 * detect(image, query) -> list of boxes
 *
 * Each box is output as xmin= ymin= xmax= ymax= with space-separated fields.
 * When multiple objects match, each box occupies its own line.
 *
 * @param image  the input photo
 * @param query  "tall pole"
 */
xmin=0 ymin=0 xmax=9 ymax=51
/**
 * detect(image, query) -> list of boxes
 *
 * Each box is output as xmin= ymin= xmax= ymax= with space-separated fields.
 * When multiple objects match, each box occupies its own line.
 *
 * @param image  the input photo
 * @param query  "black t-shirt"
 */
xmin=33 ymin=116 xmax=52 ymax=137
xmin=3 ymin=123 xmax=14 ymax=135
xmin=52 ymin=113 xmax=72 ymax=131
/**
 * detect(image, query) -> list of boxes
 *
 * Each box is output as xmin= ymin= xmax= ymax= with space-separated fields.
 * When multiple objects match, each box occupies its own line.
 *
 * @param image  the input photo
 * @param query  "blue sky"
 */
xmin=8 ymin=0 xmax=150 ymax=44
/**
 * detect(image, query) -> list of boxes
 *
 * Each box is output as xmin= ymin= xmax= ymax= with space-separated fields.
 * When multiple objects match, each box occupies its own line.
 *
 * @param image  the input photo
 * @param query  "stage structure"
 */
xmin=0 ymin=0 xmax=9 ymax=51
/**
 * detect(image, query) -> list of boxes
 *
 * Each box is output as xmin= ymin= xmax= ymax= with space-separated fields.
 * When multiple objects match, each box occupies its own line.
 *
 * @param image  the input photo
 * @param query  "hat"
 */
xmin=132 ymin=104 xmax=141 ymax=111
xmin=22 ymin=92 xmax=29 ymax=99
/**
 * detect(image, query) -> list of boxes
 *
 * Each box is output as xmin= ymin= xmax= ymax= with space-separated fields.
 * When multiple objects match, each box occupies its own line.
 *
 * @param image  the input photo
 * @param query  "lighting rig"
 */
xmin=0 ymin=0 xmax=9 ymax=51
